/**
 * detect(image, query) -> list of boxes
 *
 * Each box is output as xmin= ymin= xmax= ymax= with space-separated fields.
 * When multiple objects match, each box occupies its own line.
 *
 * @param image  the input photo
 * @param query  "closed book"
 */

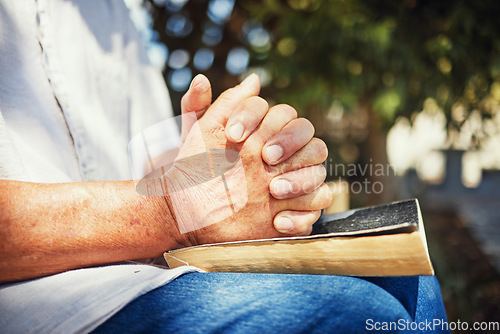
xmin=164 ymin=199 xmax=434 ymax=276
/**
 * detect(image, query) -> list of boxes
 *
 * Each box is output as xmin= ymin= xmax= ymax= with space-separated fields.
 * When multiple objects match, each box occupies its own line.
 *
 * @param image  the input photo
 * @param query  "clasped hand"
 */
xmin=144 ymin=74 xmax=332 ymax=247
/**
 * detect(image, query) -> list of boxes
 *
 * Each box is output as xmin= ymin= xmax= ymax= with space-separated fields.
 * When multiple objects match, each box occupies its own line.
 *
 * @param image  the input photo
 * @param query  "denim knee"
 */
xmin=95 ymin=273 xmax=428 ymax=334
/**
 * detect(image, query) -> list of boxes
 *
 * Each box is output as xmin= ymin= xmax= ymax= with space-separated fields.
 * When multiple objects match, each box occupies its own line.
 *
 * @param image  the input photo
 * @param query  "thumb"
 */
xmin=180 ymin=74 xmax=212 ymax=144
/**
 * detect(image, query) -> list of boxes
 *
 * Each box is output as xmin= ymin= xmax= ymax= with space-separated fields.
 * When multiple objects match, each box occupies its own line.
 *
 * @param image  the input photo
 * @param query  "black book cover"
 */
xmin=312 ymin=199 xmax=419 ymax=236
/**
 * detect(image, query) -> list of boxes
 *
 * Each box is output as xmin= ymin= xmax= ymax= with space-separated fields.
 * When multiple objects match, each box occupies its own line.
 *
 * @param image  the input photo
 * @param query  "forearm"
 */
xmin=0 ymin=179 xmax=184 ymax=283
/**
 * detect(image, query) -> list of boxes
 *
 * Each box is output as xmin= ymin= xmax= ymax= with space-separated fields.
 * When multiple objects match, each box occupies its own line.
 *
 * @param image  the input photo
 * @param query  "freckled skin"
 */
xmin=0 ymin=180 xmax=175 ymax=283
xmin=165 ymin=124 xmax=279 ymax=245
xmin=130 ymin=217 xmax=141 ymax=226
xmin=0 ymin=79 xmax=331 ymax=283
xmin=169 ymin=113 xmax=329 ymax=246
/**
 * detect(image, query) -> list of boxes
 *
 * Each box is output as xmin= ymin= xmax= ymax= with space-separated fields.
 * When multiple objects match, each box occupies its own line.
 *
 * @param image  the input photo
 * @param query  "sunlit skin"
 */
xmin=0 ymin=74 xmax=331 ymax=284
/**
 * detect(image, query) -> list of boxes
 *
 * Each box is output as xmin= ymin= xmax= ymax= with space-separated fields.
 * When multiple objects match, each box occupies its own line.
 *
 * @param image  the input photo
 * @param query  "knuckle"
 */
xmin=219 ymin=87 xmax=237 ymax=101
xmin=302 ymin=179 xmax=317 ymax=194
xmin=316 ymin=164 xmax=327 ymax=181
xmin=319 ymin=183 xmax=333 ymax=208
xmin=298 ymin=117 xmax=315 ymax=134
xmin=273 ymin=104 xmax=297 ymax=120
xmin=312 ymin=209 xmax=322 ymax=221
xmin=290 ymin=217 xmax=307 ymax=234
xmin=311 ymin=138 xmax=328 ymax=162
xmin=248 ymin=96 xmax=269 ymax=111
xmin=240 ymin=96 xmax=269 ymax=121
xmin=295 ymin=211 xmax=320 ymax=234
xmin=295 ymin=223 xmax=309 ymax=235
xmin=301 ymin=225 xmax=313 ymax=236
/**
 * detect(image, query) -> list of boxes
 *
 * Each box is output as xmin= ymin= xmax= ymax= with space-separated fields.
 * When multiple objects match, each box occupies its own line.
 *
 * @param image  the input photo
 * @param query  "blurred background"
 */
xmin=125 ymin=0 xmax=500 ymax=327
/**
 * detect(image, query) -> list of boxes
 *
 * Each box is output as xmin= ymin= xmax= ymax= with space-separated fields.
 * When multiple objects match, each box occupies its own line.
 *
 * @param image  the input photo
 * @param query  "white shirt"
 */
xmin=0 ymin=0 xmax=196 ymax=332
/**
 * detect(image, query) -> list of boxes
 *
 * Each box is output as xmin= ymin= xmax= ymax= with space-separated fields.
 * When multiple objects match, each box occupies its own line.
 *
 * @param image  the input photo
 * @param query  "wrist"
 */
xmin=137 ymin=171 xmax=199 ymax=251
xmin=159 ymin=167 xmax=201 ymax=248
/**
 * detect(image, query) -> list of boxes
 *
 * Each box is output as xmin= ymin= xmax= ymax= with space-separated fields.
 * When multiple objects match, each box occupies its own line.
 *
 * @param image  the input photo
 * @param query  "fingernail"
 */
xmin=275 ymin=217 xmax=293 ymax=233
xmin=272 ymin=179 xmax=293 ymax=198
xmin=227 ymin=123 xmax=245 ymax=141
xmin=240 ymin=73 xmax=257 ymax=87
xmin=265 ymin=145 xmax=283 ymax=163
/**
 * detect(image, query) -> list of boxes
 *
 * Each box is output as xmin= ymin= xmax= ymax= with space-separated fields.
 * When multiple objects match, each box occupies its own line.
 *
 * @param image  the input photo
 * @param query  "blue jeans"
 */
xmin=93 ymin=273 xmax=450 ymax=334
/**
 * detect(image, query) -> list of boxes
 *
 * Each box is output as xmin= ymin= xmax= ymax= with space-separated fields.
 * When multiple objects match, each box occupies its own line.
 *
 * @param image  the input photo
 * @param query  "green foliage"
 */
xmin=243 ymin=0 xmax=500 ymax=130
